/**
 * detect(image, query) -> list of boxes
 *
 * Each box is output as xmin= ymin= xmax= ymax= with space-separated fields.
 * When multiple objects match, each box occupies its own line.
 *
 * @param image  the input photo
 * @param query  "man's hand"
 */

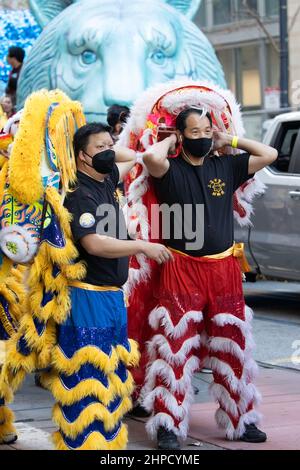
xmin=142 ymin=135 xmax=176 ymax=178
xmin=212 ymin=131 xmax=278 ymax=173
xmin=141 ymin=241 xmax=173 ymax=264
xmin=114 ymin=146 xmax=137 ymax=181
xmin=81 ymin=234 xmax=173 ymax=262
xmin=213 ymin=131 xmax=231 ymax=151
xmin=167 ymin=133 xmax=178 ymax=153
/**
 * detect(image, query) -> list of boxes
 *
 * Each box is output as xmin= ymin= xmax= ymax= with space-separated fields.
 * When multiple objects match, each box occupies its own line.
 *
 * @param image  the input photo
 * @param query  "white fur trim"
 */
xmin=149 ymin=306 xmax=203 ymax=339
xmin=123 ymin=253 xmax=151 ymax=297
xmin=245 ymin=305 xmax=254 ymax=323
xmin=212 ymin=312 xmax=255 ymax=352
xmin=126 ymin=171 xmax=149 ymax=207
xmin=243 ymin=357 xmax=259 ymax=380
xmin=145 ymin=412 xmax=189 ymax=440
xmin=3 ymin=110 xmax=22 ymax=135
xmin=212 ymin=313 xmax=250 ymax=338
xmin=143 ymin=384 xmax=194 ymax=421
xmin=208 ymin=337 xmax=245 ymax=365
xmin=215 ymin=408 xmax=236 ymax=440
xmin=145 ymin=413 xmax=174 ymax=439
xmin=234 ymin=177 xmax=266 ymax=227
xmin=207 ymin=356 xmax=240 ymax=393
xmin=210 ymin=382 xmax=239 ymax=419
xmin=207 ymin=356 xmax=260 ymax=410
xmin=208 ymin=357 xmax=261 ymax=420
xmin=142 ymin=356 xmax=200 ymax=396
xmin=216 ymin=408 xmax=262 ymax=440
xmin=233 ymin=197 xmax=254 ymax=227
xmin=235 ymin=409 xmax=262 ymax=439
xmin=237 ymin=177 xmax=266 ymax=204
xmin=124 ymin=202 xmax=149 ymax=240
xmin=147 ymin=334 xmax=201 ymax=365
xmin=238 ymin=383 xmax=262 ymax=414
xmin=118 ymin=79 xmax=245 ymax=144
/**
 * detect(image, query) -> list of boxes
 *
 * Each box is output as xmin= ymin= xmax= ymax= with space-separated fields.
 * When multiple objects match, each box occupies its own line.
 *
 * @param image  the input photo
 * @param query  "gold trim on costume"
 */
xmin=168 ymin=242 xmax=251 ymax=272
xmin=68 ymin=280 xmax=121 ymax=292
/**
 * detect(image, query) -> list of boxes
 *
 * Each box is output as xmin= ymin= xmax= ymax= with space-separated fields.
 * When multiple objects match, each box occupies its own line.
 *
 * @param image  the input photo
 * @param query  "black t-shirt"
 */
xmin=5 ymin=65 xmax=22 ymax=95
xmin=64 ymin=165 xmax=129 ymax=287
xmin=152 ymin=153 xmax=254 ymax=257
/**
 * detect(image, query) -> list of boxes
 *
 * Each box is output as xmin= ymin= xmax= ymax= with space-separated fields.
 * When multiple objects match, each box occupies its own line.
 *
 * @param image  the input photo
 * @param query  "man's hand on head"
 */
xmin=212 ymin=131 xmax=231 ymax=152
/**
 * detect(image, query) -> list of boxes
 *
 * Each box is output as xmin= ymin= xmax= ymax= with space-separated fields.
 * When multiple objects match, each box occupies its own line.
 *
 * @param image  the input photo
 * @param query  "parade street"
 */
xmin=2 ymin=280 xmax=299 ymax=451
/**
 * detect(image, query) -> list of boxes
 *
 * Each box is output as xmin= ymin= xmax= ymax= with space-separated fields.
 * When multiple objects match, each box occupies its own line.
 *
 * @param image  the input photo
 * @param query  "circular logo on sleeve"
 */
xmin=79 ymin=213 xmax=95 ymax=228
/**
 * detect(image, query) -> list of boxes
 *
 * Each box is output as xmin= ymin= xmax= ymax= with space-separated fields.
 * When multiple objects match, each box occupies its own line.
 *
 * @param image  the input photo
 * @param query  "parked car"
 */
xmin=235 ymin=111 xmax=300 ymax=281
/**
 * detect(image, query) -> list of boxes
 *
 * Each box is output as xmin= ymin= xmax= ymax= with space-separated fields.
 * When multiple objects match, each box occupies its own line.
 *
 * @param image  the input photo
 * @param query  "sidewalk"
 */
xmin=190 ymin=367 xmax=300 ymax=450
xmin=1 ymin=367 xmax=299 ymax=451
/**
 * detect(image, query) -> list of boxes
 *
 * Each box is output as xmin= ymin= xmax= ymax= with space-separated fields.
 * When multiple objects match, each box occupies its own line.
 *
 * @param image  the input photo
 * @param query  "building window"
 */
xmin=194 ymin=0 xmax=207 ymax=27
xmin=266 ymin=43 xmax=280 ymax=88
xmin=241 ymin=45 xmax=262 ymax=107
xmin=216 ymin=49 xmax=236 ymax=94
xmin=212 ymin=0 xmax=232 ymax=25
xmin=237 ymin=0 xmax=258 ymax=19
xmin=265 ymin=0 xmax=280 ymax=17
xmin=195 ymin=1 xmax=279 ymax=28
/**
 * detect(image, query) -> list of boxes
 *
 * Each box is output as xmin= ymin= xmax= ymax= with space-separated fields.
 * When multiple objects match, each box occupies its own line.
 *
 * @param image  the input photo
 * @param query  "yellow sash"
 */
xmin=68 ymin=280 xmax=121 ymax=292
xmin=169 ymin=243 xmax=251 ymax=273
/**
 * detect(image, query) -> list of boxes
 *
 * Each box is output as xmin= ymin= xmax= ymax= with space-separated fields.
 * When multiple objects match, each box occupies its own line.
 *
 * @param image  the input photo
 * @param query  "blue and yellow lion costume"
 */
xmin=0 ymin=88 xmax=139 ymax=450
xmin=0 ymin=89 xmax=87 ymax=445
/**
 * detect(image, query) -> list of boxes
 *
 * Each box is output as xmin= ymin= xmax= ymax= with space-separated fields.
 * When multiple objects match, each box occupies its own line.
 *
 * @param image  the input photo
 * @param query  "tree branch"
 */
xmin=242 ymin=0 xmax=280 ymax=54
xmin=289 ymin=5 xmax=300 ymax=33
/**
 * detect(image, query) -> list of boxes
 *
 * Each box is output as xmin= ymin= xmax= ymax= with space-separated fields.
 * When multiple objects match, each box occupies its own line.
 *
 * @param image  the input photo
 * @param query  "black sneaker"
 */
xmin=127 ymin=404 xmax=151 ymax=418
xmin=240 ymin=423 xmax=267 ymax=443
xmin=157 ymin=426 xmax=180 ymax=450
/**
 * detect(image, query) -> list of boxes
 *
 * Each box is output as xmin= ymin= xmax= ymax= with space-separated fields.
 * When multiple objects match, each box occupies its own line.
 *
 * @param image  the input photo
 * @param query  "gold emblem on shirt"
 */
xmin=208 ymin=179 xmax=226 ymax=197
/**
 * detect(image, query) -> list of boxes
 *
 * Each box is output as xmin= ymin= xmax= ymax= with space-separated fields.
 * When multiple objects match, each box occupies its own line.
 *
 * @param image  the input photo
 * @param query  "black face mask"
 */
xmin=84 ymin=149 xmax=115 ymax=174
xmin=183 ymin=137 xmax=213 ymax=159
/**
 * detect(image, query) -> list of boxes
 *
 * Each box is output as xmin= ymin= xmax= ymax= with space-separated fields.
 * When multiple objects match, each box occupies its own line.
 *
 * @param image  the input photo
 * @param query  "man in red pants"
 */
xmin=141 ymin=107 xmax=278 ymax=449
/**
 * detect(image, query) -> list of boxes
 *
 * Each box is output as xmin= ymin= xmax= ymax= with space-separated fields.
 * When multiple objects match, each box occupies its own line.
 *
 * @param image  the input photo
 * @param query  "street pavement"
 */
xmin=244 ymin=281 xmax=300 ymax=371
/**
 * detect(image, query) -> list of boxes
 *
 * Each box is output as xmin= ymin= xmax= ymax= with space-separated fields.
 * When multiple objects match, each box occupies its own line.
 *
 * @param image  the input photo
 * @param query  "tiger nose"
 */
xmin=102 ymin=53 xmax=144 ymax=107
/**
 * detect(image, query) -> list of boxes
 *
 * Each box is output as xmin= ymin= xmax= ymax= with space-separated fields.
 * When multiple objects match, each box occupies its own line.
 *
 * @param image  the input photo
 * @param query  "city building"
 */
xmin=194 ymin=0 xmax=282 ymax=138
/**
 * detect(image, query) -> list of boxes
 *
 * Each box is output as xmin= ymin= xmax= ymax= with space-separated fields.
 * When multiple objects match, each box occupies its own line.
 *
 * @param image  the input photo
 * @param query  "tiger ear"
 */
xmin=29 ymin=0 xmax=74 ymax=28
xmin=164 ymin=0 xmax=202 ymax=19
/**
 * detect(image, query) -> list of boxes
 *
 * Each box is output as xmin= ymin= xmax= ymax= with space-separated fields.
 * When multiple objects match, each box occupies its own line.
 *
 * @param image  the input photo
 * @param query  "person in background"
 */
xmin=0 ymin=95 xmax=16 ymax=124
xmin=107 ymin=104 xmax=130 ymax=141
xmin=5 ymin=46 xmax=25 ymax=98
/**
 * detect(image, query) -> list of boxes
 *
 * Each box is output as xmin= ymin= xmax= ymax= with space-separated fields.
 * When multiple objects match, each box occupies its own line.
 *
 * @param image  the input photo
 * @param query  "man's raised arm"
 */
xmin=143 ymin=134 xmax=177 ymax=178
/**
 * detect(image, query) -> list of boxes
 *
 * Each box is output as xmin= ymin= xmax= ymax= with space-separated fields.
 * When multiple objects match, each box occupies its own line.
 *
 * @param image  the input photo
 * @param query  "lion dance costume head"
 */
xmin=0 ymin=89 xmax=86 ymax=443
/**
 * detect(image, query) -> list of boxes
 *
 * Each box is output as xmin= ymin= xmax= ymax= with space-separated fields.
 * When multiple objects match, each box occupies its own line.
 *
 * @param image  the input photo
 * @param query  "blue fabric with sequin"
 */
xmin=55 ymin=286 xmax=131 ymax=448
xmin=62 ymin=420 xmax=122 ymax=449
xmin=58 ymin=287 xmax=129 ymax=354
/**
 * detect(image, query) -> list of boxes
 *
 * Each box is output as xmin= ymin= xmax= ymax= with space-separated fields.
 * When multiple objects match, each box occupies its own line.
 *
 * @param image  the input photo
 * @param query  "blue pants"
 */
xmin=45 ymin=285 xmax=139 ymax=450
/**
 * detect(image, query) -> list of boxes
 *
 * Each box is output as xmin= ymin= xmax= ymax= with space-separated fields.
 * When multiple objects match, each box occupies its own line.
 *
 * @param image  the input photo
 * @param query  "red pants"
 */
xmin=141 ymin=252 xmax=261 ymax=440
